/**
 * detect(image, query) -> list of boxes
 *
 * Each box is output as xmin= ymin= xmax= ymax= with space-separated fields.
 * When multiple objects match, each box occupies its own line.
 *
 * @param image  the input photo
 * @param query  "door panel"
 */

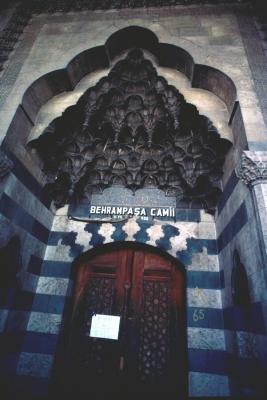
xmin=68 ymin=246 xmax=185 ymax=397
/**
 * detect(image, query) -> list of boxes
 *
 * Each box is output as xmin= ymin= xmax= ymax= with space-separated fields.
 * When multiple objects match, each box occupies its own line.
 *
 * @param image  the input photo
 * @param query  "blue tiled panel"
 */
xmin=0 ymin=288 xmax=16 ymax=308
xmin=187 ymin=238 xmax=217 ymax=254
xmin=187 ymin=270 xmax=224 ymax=289
xmin=134 ymin=221 xmax=150 ymax=243
xmin=12 ymin=291 xmax=35 ymax=311
xmin=5 ymin=311 xmax=30 ymax=332
xmin=31 ymin=220 xmax=50 ymax=244
xmin=217 ymin=201 xmax=248 ymax=252
xmin=11 ymin=376 xmax=50 ymax=398
xmin=61 ymin=231 xmax=84 ymax=258
xmin=187 ymin=307 xmax=224 ymax=329
xmin=189 ymin=348 xmax=230 ymax=375
xmin=0 ymin=332 xmax=24 ymax=354
xmin=185 ymin=209 xmax=200 ymax=222
xmin=174 ymin=209 xmax=186 ymax=221
xmin=175 ymin=209 xmax=200 ymax=221
xmin=223 ymin=303 xmax=266 ymax=334
xmin=156 ymin=224 xmax=180 ymax=250
xmin=41 ymin=260 xmax=73 ymax=278
xmin=48 ymin=231 xmax=65 ymax=245
xmin=178 ymin=238 xmax=217 ymax=265
xmin=27 ymin=255 xmax=43 ymax=275
xmin=0 ymin=354 xmax=19 ymax=376
xmin=85 ymin=224 xmax=105 ymax=247
xmin=217 ymin=170 xmax=239 ymax=215
xmin=0 ymin=193 xmax=50 ymax=243
xmin=21 ymin=332 xmax=58 ymax=355
xmin=231 ymin=357 xmax=266 ymax=391
xmin=32 ymin=294 xmax=67 ymax=314
xmin=110 ymin=222 xmax=128 ymax=242
xmin=48 ymin=231 xmax=84 ymax=257
xmin=2 ymin=146 xmax=51 ymax=209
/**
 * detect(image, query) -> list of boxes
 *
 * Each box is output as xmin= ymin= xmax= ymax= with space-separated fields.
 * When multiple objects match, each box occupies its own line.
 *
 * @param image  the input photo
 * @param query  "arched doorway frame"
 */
xmin=2 ymin=25 xmax=237 ymax=157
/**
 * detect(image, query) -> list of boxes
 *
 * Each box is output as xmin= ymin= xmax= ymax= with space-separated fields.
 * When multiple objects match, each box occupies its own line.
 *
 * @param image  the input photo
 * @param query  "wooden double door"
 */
xmin=68 ymin=245 xmax=186 ymax=398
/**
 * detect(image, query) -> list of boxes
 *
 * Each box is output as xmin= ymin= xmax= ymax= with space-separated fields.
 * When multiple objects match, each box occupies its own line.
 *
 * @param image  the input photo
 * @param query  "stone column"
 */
xmin=236 ymin=150 xmax=267 ymax=329
xmin=236 ymin=151 xmax=267 ymax=260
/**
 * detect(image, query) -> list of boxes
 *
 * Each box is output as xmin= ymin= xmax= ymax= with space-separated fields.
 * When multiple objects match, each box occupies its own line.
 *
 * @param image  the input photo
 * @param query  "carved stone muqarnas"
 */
xmin=29 ymin=49 xmax=231 ymax=211
xmin=236 ymin=151 xmax=267 ymax=187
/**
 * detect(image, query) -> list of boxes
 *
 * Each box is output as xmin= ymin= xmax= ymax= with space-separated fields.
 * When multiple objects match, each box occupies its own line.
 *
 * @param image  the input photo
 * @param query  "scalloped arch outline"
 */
xmin=18 ymin=26 xmax=237 ymax=127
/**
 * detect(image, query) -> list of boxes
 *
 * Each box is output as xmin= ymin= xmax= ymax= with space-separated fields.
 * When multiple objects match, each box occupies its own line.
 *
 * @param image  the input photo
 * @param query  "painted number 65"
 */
xmin=193 ymin=309 xmax=205 ymax=322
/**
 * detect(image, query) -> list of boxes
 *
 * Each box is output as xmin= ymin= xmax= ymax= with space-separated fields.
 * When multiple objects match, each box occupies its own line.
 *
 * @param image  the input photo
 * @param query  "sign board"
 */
xmin=90 ymin=314 xmax=121 ymax=340
xmin=90 ymin=205 xmax=175 ymax=218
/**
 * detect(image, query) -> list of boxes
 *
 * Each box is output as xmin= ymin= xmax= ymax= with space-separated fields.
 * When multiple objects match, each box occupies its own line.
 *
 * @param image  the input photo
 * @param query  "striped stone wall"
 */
xmin=0 ymin=3 xmax=267 ymax=398
xmin=7 ymin=199 xmax=230 ymax=397
xmin=0 ymin=151 xmax=54 ymax=398
xmin=216 ymin=170 xmax=267 ymax=397
xmin=1 ymin=151 xmax=267 ymax=398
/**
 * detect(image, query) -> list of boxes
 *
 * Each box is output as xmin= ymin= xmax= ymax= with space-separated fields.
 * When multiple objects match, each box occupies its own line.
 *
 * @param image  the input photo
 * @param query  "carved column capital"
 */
xmin=235 ymin=151 xmax=267 ymax=187
xmin=0 ymin=150 xmax=14 ymax=180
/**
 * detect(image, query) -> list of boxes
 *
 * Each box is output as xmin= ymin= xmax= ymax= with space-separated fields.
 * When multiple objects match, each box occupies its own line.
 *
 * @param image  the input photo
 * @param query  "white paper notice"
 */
xmin=90 ymin=314 xmax=121 ymax=340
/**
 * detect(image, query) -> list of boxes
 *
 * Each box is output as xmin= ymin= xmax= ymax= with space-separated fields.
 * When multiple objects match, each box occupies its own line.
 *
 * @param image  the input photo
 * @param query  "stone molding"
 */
xmin=0 ymin=5 xmax=31 ymax=73
xmin=0 ymin=149 xmax=13 ymax=180
xmin=0 ymin=0 xmax=251 ymax=76
xmin=235 ymin=151 xmax=267 ymax=187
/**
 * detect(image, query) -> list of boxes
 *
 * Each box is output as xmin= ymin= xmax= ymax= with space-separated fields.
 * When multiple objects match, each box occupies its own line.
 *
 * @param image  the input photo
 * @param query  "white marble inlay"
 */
xmin=197 ymin=222 xmax=216 ymax=239
xmin=44 ymin=243 xmax=72 ymax=262
xmin=187 ymin=247 xmax=220 ymax=272
xmin=17 ymin=352 xmax=54 ymax=378
xmin=44 ymin=237 xmax=92 ymax=262
xmin=200 ymin=210 xmax=215 ymax=222
xmin=51 ymin=216 xmax=71 ymax=231
xmin=236 ymin=331 xmax=263 ymax=359
xmin=122 ymin=218 xmax=140 ymax=241
xmin=51 ymin=217 xmax=93 ymax=247
xmin=98 ymin=223 xmax=116 ymax=244
xmin=189 ymin=372 xmax=230 ymax=397
xmin=36 ymin=276 xmax=70 ymax=296
xmin=187 ymin=288 xmax=222 ymax=309
xmin=188 ymin=327 xmax=226 ymax=350
xmin=146 ymin=224 xmax=164 ymax=246
xmin=168 ymin=222 xmax=197 ymax=256
xmin=27 ymin=312 xmax=62 ymax=334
